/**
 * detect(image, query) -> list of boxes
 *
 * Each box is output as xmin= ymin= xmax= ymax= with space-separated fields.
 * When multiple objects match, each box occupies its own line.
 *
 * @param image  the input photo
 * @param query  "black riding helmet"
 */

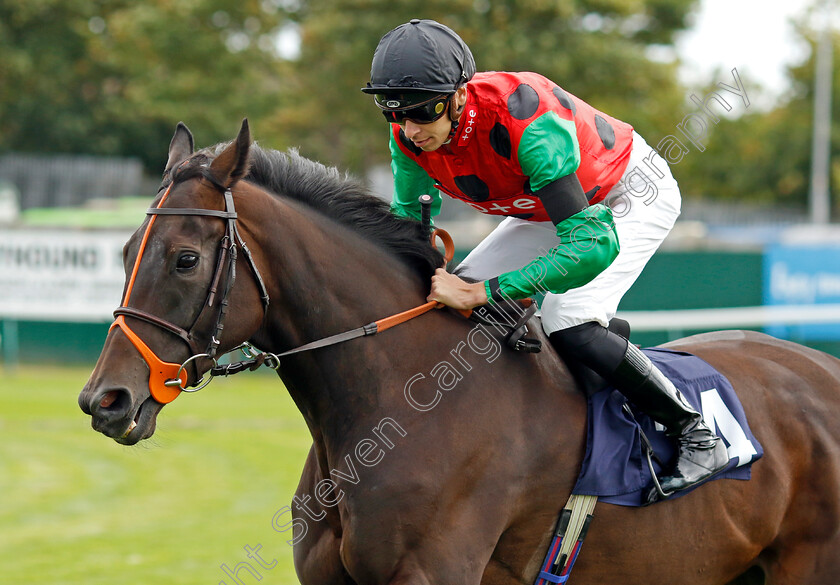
xmin=361 ymin=19 xmax=476 ymax=114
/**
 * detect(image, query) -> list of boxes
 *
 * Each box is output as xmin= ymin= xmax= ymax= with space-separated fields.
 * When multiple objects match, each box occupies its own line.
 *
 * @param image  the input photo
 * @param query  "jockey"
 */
xmin=361 ymin=19 xmax=728 ymax=499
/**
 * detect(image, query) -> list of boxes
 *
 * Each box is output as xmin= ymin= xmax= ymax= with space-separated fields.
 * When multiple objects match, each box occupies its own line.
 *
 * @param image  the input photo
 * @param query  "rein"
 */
xmin=209 ymin=230 xmax=459 ymax=379
xmin=111 ymin=182 xmax=458 ymax=405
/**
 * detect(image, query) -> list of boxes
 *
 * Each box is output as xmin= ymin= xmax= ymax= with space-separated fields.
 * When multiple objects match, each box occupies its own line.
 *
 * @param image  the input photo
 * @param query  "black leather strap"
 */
xmin=114 ymin=306 xmax=199 ymax=354
xmin=147 ymin=207 xmax=237 ymax=219
xmin=487 ymin=276 xmax=505 ymax=304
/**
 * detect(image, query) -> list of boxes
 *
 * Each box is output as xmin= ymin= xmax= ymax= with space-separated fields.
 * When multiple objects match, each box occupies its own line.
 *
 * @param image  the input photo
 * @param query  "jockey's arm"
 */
xmin=426 ymin=174 xmax=620 ymax=311
xmin=484 ymin=173 xmax=619 ymax=304
xmin=389 ymin=113 xmax=620 ymax=309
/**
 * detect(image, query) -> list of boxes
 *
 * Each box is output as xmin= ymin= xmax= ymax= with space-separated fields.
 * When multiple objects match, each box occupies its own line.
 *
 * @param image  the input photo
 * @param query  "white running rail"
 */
xmin=617 ymin=303 xmax=840 ymax=333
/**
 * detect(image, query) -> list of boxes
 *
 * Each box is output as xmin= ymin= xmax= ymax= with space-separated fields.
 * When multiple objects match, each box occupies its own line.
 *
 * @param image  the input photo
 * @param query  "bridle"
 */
xmin=111 ymin=176 xmax=459 ymax=406
xmin=111 ymin=180 xmax=269 ymax=404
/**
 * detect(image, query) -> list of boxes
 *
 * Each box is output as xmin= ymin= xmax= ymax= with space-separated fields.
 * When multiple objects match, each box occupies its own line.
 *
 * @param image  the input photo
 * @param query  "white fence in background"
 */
xmin=3 ymin=227 xmax=840 ymax=361
xmin=617 ymin=304 xmax=840 ymax=340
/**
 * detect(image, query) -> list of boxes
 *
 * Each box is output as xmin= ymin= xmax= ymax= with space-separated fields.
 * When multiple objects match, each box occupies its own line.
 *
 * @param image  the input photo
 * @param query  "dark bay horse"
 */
xmin=79 ymin=120 xmax=840 ymax=585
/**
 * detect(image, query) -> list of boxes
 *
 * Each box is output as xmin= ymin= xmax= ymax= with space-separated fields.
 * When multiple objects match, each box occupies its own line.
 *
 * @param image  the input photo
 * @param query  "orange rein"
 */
xmin=374 ymin=228 xmax=468 ymax=333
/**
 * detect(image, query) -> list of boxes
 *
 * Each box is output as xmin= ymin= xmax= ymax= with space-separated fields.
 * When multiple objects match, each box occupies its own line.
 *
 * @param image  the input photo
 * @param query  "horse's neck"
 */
xmin=248 ymin=196 xmax=589 ymax=493
xmin=266 ymin=202 xmax=426 ymax=340
xmin=244 ymin=192 xmax=584 ymax=475
xmin=250 ymin=195 xmax=431 ymax=427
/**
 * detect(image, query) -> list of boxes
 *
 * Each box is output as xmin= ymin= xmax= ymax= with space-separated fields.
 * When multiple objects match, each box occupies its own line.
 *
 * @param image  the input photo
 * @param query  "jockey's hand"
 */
xmin=427 ymin=268 xmax=488 ymax=310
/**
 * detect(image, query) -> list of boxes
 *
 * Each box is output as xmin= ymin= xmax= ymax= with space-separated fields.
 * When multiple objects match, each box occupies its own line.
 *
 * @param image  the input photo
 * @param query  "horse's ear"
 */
xmin=209 ymin=119 xmax=251 ymax=189
xmin=164 ymin=122 xmax=194 ymax=175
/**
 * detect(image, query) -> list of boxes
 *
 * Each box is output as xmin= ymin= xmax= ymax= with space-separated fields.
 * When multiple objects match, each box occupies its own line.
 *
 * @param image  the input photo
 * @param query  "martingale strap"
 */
xmin=535 ymin=494 xmax=597 ymax=585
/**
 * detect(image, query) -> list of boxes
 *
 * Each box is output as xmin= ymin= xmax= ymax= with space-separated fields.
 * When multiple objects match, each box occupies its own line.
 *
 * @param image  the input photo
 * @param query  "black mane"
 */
xmin=186 ymin=143 xmax=443 ymax=282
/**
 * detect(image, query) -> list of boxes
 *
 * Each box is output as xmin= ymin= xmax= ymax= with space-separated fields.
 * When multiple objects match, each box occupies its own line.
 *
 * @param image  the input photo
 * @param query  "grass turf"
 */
xmin=0 ymin=364 xmax=311 ymax=584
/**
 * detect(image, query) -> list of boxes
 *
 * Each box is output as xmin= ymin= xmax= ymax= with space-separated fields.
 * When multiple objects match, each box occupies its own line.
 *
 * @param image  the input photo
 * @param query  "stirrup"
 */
xmin=622 ymin=403 xmax=673 ymax=503
xmin=646 ymin=449 xmax=674 ymax=501
xmin=645 ymin=439 xmax=729 ymax=505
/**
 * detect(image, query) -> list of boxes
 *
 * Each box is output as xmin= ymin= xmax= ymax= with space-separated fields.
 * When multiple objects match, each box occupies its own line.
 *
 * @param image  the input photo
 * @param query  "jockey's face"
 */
xmin=399 ymin=87 xmax=467 ymax=152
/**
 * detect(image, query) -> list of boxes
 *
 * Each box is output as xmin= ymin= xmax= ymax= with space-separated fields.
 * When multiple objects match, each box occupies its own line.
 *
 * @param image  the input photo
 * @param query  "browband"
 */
xmin=146 ymin=208 xmax=237 ymax=219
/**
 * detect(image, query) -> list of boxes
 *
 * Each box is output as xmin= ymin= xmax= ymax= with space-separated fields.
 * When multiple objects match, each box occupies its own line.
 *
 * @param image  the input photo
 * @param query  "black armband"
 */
xmin=535 ymin=174 xmax=589 ymax=226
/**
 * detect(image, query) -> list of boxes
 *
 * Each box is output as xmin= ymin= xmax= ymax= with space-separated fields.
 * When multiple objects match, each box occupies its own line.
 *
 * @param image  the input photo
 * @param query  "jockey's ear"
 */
xmin=164 ymin=122 xmax=194 ymax=176
xmin=454 ymin=86 xmax=468 ymax=108
xmin=451 ymin=86 xmax=468 ymax=118
xmin=209 ymin=118 xmax=252 ymax=189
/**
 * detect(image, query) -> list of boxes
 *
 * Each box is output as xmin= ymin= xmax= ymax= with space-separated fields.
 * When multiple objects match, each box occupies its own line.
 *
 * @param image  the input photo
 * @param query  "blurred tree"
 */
xmin=675 ymin=24 xmax=839 ymax=215
xmin=265 ymin=0 xmax=698 ymax=172
xmin=0 ymin=0 xmax=296 ymax=173
xmin=0 ymin=0 xmax=699 ymax=181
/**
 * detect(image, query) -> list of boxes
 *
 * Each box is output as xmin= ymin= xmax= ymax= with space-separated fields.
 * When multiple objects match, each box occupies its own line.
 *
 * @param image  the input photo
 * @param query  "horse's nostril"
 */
xmin=94 ymin=389 xmax=130 ymax=415
xmin=99 ymin=391 xmax=120 ymax=409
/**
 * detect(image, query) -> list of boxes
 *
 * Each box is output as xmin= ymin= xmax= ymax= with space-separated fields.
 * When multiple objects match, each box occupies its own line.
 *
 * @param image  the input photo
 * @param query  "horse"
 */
xmin=79 ymin=120 xmax=840 ymax=585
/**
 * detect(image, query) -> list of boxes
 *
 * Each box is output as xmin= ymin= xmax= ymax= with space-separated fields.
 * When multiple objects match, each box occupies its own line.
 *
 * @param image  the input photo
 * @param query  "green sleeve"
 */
xmin=484 ymin=204 xmax=619 ymax=301
xmin=388 ymin=130 xmax=442 ymax=221
xmin=518 ymin=111 xmax=581 ymax=191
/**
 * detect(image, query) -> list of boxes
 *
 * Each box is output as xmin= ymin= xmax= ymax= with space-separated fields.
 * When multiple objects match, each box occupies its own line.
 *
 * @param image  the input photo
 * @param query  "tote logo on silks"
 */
xmin=572 ymin=347 xmax=763 ymax=507
xmin=459 ymin=108 xmax=478 ymax=145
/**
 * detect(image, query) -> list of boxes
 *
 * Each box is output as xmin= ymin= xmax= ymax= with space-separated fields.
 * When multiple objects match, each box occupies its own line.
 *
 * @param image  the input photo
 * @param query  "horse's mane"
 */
xmin=184 ymin=143 xmax=444 ymax=283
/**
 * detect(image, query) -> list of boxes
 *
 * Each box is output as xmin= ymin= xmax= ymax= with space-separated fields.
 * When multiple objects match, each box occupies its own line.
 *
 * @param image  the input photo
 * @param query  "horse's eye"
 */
xmin=176 ymin=253 xmax=199 ymax=271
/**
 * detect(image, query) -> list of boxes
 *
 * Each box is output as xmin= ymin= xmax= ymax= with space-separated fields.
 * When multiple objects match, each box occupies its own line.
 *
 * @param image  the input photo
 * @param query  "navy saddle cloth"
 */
xmin=572 ymin=347 xmax=764 ymax=506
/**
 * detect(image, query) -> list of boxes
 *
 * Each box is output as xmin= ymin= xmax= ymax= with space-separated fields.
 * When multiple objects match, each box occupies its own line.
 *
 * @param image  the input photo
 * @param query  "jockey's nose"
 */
xmin=403 ymin=120 xmax=423 ymax=140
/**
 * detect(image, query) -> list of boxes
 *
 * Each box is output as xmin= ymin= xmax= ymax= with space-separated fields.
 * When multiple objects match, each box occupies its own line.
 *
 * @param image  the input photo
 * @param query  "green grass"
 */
xmin=20 ymin=197 xmax=149 ymax=229
xmin=0 ymin=365 xmax=311 ymax=584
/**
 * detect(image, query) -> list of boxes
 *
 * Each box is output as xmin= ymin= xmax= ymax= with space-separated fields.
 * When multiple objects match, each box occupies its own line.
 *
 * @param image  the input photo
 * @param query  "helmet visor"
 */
xmin=374 ymin=93 xmax=451 ymax=125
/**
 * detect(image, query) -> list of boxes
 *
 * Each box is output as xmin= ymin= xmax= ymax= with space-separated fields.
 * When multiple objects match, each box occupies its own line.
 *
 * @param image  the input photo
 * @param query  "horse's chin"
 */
xmin=113 ymin=397 xmax=163 ymax=445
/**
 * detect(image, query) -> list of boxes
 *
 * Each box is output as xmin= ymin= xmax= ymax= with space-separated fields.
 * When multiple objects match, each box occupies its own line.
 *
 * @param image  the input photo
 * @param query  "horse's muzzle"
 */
xmin=79 ymin=382 xmax=162 ymax=444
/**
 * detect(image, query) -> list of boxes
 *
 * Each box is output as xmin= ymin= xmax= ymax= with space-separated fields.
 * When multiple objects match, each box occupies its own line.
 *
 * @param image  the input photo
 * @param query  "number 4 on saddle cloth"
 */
xmin=572 ymin=347 xmax=764 ymax=507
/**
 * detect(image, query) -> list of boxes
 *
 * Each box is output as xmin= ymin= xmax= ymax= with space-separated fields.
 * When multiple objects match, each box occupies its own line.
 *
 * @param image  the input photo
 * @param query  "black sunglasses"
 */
xmin=376 ymin=94 xmax=452 ymax=125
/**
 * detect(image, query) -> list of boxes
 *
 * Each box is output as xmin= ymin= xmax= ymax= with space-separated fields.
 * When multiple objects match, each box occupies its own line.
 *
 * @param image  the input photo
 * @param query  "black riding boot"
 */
xmin=549 ymin=323 xmax=729 ymax=501
xmin=610 ymin=342 xmax=729 ymax=501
